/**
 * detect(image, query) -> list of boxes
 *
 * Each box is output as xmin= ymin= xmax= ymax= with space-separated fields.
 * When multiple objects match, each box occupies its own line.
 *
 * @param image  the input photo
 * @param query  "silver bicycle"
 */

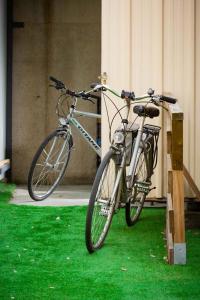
xmin=28 ymin=76 xmax=103 ymax=201
xmin=28 ymin=77 xmax=122 ymax=201
xmin=85 ymin=85 xmax=176 ymax=253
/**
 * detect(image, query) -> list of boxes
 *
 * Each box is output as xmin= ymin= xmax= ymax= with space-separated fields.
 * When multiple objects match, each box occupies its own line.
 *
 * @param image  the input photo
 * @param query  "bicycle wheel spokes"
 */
xmin=91 ymin=158 xmax=116 ymax=247
xmin=126 ymin=150 xmax=148 ymax=226
xmin=86 ymin=150 xmax=117 ymax=252
xmin=28 ymin=131 xmax=71 ymax=200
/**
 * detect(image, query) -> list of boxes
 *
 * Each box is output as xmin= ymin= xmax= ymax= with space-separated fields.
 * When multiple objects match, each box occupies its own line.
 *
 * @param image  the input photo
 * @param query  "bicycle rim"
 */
xmin=28 ymin=130 xmax=71 ymax=200
xmin=126 ymin=150 xmax=148 ymax=225
xmin=86 ymin=150 xmax=117 ymax=252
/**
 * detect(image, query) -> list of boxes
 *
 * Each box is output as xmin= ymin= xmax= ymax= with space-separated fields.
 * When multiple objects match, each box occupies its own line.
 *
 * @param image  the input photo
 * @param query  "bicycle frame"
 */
xmin=110 ymin=100 xmax=153 ymax=206
xmin=62 ymin=99 xmax=101 ymax=157
xmin=127 ymin=116 xmax=147 ymax=189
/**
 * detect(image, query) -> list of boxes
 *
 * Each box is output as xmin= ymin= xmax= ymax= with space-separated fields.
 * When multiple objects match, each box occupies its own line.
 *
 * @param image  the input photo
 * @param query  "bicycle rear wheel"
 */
xmin=125 ymin=148 xmax=148 ymax=226
xmin=28 ymin=129 xmax=72 ymax=201
xmin=85 ymin=149 xmax=118 ymax=253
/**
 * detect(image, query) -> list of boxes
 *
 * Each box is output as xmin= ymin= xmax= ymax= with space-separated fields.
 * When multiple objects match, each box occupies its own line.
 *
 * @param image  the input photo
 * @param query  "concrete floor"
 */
xmin=11 ymin=185 xmax=92 ymax=206
xmin=11 ymin=185 xmax=166 ymax=208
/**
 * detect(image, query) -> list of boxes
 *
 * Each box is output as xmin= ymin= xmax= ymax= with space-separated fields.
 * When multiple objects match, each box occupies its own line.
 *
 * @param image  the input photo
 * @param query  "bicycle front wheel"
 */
xmin=28 ymin=129 xmax=72 ymax=201
xmin=86 ymin=149 xmax=118 ymax=253
xmin=125 ymin=149 xmax=148 ymax=226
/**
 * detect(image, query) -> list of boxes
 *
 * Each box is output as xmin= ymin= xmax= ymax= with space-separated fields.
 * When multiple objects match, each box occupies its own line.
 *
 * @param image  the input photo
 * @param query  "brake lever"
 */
xmin=151 ymin=97 xmax=169 ymax=111
xmin=150 ymin=98 xmax=160 ymax=106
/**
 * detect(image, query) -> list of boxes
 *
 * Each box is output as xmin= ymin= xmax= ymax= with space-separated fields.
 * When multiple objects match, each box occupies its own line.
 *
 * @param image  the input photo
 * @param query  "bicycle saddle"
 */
xmin=133 ymin=105 xmax=160 ymax=118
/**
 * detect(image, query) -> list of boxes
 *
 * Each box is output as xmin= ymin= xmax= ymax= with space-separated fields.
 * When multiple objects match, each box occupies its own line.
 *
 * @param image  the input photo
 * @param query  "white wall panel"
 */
xmin=195 ymin=0 xmax=200 ymax=189
xmin=0 ymin=0 xmax=6 ymax=169
xmin=131 ymin=0 xmax=163 ymax=197
xmin=102 ymin=0 xmax=199 ymax=196
xmin=163 ymin=0 xmax=195 ymax=196
xmin=101 ymin=0 xmax=131 ymax=155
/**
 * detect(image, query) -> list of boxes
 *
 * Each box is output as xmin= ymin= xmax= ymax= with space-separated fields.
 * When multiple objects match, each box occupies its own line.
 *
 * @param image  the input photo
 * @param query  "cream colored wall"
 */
xmin=0 ymin=0 xmax=6 ymax=167
xmin=101 ymin=0 xmax=131 ymax=155
xmin=102 ymin=0 xmax=199 ymax=197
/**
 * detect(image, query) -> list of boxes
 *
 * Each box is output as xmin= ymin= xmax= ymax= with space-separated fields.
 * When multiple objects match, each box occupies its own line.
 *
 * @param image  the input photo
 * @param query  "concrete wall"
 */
xmin=0 ymin=0 xmax=7 ymax=173
xmin=12 ymin=0 xmax=101 ymax=184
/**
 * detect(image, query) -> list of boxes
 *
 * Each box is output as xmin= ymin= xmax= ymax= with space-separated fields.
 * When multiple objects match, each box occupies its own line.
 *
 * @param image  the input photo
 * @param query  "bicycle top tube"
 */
xmin=73 ymin=109 xmax=101 ymax=119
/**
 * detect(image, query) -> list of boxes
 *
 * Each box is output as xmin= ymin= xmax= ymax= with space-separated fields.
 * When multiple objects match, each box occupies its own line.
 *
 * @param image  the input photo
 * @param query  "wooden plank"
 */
xmin=0 ymin=160 xmax=10 ymax=177
xmin=0 ymin=159 xmax=10 ymax=169
xmin=167 ymin=102 xmax=183 ymax=170
xmin=168 ymin=170 xmax=173 ymax=195
xmin=167 ymin=154 xmax=172 ymax=172
xmin=171 ymin=119 xmax=183 ymax=170
xmin=183 ymin=164 xmax=200 ymax=200
xmin=172 ymin=170 xmax=185 ymax=243
xmin=166 ymin=207 xmax=174 ymax=264
xmin=168 ymin=102 xmax=184 ymax=120
xmin=167 ymin=193 xmax=174 ymax=235
xmin=167 ymin=131 xmax=172 ymax=154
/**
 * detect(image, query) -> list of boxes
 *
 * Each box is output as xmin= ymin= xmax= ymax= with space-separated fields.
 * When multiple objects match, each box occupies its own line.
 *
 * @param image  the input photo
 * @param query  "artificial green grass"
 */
xmin=0 ymin=186 xmax=200 ymax=300
xmin=0 ymin=182 xmax=15 ymax=204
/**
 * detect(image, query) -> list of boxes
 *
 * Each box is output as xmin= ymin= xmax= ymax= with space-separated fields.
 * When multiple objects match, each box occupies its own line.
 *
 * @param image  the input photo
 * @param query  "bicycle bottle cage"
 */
xmin=133 ymin=105 xmax=160 ymax=118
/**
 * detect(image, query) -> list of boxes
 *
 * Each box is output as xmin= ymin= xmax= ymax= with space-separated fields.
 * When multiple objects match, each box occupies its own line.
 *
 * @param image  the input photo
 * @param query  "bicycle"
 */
xmin=28 ymin=76 xmax=103 ymax=201
xmin=85 ymin=85 xmax=176 ymax=253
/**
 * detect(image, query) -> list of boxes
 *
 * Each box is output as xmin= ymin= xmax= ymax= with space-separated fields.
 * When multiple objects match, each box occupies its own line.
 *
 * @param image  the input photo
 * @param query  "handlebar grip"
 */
xmin=160 ymin=95 xmax=177 ymax=104
xmin=49 ymin=76 xmax=60 ymax=84
xmin=49 ymin=76 xmax=65 ymax=89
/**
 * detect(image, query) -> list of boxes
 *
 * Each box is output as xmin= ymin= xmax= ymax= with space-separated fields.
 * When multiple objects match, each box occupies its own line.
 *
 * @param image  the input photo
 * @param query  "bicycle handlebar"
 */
xmin=121 ymin=90 xmax=135 ymax=100
xmin=49 ymin=76 xmax=65 ymax=89
xmin=50 ymin=76 xmax=177 ymax=105
xmin=120 ymin=88 xmax=177 ymax=104
xmin=159 ymin=95 xmax=176 ymax=104
xmin=49 ymin=76 xmax=101 ymax=102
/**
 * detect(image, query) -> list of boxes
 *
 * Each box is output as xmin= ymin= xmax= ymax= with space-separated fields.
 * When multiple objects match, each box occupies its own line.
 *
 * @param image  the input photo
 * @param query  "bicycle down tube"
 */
xmin=69 ymin=117 xmax=101 ymax=157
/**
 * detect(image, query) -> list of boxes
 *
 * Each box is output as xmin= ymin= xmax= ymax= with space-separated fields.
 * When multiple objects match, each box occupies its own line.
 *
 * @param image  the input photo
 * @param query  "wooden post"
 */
xmin=165 ymin=102 xmax=186 ymax=264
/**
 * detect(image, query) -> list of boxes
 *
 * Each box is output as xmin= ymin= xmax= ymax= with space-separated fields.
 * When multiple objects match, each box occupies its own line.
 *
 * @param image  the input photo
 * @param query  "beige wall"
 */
xmin=12 ymin=0 xmax=101 ymax=184
xmin=0 ymin=0 xmax=7 ymax=167
xmin=102 ymin=0 xmax=199 ymax=197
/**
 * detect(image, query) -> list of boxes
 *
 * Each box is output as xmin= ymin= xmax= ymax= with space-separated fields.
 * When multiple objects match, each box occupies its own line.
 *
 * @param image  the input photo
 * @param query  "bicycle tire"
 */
xmin=125 ymin=148 xmax=148 ymax=226
xmin=85 ymin=149 xmax=119 ymax=253
xmin=28 ymin=129 xmax=73 ymax=201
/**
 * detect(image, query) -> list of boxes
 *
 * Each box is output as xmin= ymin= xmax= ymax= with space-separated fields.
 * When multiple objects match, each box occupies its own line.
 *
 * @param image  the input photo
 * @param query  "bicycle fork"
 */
xmin=109 ymin=151 xmax=127 ymax=211
xmin=45 ymin=132 xmax=70 ymax=170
